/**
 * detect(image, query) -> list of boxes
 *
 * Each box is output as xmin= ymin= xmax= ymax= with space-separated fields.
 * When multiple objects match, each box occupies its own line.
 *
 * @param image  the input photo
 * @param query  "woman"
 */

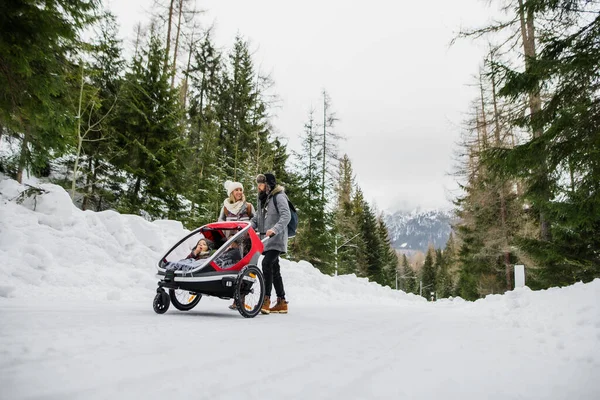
xmin=218 ymin=180 xmax=255 ymax=310
xmin=218 ymin=180 xmax=255 ymax=222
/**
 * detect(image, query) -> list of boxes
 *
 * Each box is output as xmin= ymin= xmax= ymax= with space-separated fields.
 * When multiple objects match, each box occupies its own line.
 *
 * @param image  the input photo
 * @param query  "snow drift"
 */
xmin=0 ymin=177 xmax=422 ymax=305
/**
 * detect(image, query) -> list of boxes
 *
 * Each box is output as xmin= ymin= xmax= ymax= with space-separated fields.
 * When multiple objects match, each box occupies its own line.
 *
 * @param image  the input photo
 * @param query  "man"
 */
xmin=251 ymin=173 xmax=291 ymax=314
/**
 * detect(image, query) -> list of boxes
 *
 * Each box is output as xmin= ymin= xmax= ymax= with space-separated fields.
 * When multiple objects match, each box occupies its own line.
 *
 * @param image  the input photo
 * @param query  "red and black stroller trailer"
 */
xmin=153 ymin=221 xmax=265 ymax=318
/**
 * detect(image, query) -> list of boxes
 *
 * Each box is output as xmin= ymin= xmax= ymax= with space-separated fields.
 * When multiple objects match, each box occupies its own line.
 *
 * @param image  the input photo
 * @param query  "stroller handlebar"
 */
xmin=260 ymin=232 xmax=276 ymax=243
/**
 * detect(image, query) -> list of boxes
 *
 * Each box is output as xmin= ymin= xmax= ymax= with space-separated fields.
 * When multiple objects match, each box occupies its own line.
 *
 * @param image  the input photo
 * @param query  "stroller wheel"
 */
xmin=234 ymin=265 xmax=265 ymax=318
xmin=169 ymin=289 xmax=201 ymax=311
xmin=153 ymin=290 xmax=170 ymax=314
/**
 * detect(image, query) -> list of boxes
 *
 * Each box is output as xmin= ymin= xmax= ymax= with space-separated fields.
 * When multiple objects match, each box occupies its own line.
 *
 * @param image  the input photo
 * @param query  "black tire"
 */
xmin=169 ymin=289 xmax=201 ymax=311
xmin=234 ymin=265 xmax=265 ymax=318
xmin=153 ymin=290 xmax=170 ymax=314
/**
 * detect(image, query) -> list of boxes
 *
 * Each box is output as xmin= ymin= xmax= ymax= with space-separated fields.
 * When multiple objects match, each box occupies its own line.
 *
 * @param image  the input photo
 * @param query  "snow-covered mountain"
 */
xmin=384 ymin=208 xmax=455 ymax=252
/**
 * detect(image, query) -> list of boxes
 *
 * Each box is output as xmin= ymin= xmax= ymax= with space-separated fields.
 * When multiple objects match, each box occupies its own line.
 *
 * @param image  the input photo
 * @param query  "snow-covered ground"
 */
xmin=1 ymin=177 xmax=599 ymax=399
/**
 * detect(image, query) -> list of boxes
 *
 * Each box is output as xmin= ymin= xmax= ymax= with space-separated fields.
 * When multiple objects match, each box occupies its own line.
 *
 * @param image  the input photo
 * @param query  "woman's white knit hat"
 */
xmin=224 ymin=180 xmax=243 ymax=196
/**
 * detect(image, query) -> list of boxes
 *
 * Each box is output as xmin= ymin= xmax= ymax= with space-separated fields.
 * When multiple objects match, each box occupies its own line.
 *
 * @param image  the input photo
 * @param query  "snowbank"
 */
xmin=0 ymin=177 xmax=186 ymax=301
xmin=0 ymin=176 xmax=422 ymax=304
xmin=1 ymin=174 xmax=598 ymax=318
xmin=471 ymin=281 xmax=600 ymax=361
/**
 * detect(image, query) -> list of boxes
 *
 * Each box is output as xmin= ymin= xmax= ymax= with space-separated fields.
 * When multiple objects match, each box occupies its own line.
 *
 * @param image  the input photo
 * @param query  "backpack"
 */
xmin=272 ymin=193 xmax=298 ymax=238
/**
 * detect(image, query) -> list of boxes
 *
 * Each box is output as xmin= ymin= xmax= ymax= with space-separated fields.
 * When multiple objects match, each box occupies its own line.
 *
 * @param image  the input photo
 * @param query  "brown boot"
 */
xmin=229 ymin=299 xmax=250 ymax=310
xmin=260 ymin=296 xmax=271 ymax=314
xmin=269 ymin=297 xmax=288 ymax=314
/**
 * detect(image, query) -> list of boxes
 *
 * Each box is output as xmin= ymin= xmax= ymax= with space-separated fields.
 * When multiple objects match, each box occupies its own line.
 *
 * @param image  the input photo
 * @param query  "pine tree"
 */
xmin=217 ymin=36 xmax=271 ymax=181
xmin=401 ymin=254 xmax=418 ymax=294
xmin=112 ymin=25 xmax=186 ymax=219
xmin=421 ymin=247 xmax=436 ymax=300
xmin=456 ymin=0 xmax=550 ymax=241
xmin=489 ymin=0 xmax=600 ymax=286
xmin=359 ymin=199 xmax=384 ymax=285
xmin=457 ymin=0 xmax=600 ymax=288
xmin=335 ymin=154 xmax=354 ymax=213
xmin=291 ymin=109 xmax=333 ymax=271
xmin=186 ymin=34 xmax=277 ymax=225
xmin=452 ymin=61 xmax=527 ymax=299
xmin=378 ymin=215 xmax=399 ymax=288
xmin=332 ymin=154 xmax=360 ymax=275
xmin=184 ymin=31 xmax=224 ymax=226
xmin=0 ymin=0 xmax=100 ymax=182
xmin=443 ymin=232 xmax=459 ymax=295
xmin=351 ymin=187 xmax=369 ymax=277
xmin=435 ymin=249 xmax=452 ymax=299
xmin=78 ymin=12 xmax=125 ymax=211
xmin=319 ymin=90 xmax=341 ymax=205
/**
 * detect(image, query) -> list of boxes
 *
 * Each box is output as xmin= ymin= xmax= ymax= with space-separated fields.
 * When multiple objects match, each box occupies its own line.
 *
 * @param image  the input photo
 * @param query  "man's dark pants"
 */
xmin=262 ymin=250 xmax=285 ymax=299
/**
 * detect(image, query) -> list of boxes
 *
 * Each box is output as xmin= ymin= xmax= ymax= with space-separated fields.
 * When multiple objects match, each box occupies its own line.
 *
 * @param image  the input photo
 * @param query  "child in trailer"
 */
xmin=186 ymin=238 xmax=214 ymax=260
xmin=165 ymin=238 xmax=214 ymax=272
xmin=216 ymin=240 xmax=243 ymax=269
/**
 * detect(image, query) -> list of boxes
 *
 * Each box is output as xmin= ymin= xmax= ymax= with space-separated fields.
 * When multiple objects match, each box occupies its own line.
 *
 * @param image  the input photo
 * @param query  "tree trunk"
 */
xmin=16 ymin=128 xmax=30 ymax=184
xmin=82 ymin=156 xmax=93 ymax=210
xmin=131 ymin=133 xmax=149 ymax=211
xmin=133 ymin=23 xmax=143 ymax=59
xmin=71 ymin=136 xmax=83 ymax=201
xmin=234 ymin=139 xmax=239 ymax=181
xmin=479 ymin=73 xmax=489 ymax=152
xmin=568 ymin=158 xmax=576 ymax=195
xmin=189 ymin=201 xmax=195 ymax=220
xmin=71 ymin=63 xmax=85 ymax=200
xmin=171 ymin=0 xmax=184 ymax=88
xmin=307 ymin=112 xmax=314 ymax=201
xmin=163 ymin=0 xmax=175 ymax=75
xmin=518 ymin=0 xmax=550 ymax=240
xmin=490 ymin=56 xmax=512 ymax=291
xmin=132 ymin=175 xmax=142 ymax=210
xmin=181 ymin=30 xmax=195 ymax=108
xmin=472 ymin=108 xmax=481 ymax=181
xmin=253 ymin=73 xmax=261 ymax=176
xmin=322 ymin=91 xmax=327 ymax=203
xmin=93 ymin=156 xmax=100 ymax=211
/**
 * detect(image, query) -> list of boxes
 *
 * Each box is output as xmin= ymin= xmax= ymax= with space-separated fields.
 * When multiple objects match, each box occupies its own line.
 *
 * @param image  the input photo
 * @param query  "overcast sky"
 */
xmin=107 ymin=0 xmax=498 ymax=213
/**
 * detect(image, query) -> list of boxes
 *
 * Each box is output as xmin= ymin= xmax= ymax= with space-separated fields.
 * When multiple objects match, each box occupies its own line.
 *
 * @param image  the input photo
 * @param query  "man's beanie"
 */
xmin=256 ymin=174 xmax=267 ymax=184
xmin=265 ymin=173 xmax=276 ymax=190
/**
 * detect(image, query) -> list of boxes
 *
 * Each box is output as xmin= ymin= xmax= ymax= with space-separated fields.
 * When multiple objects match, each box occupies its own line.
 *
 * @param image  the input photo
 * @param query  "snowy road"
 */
xmin=1 ymin=296 xmax=598 ymax=400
